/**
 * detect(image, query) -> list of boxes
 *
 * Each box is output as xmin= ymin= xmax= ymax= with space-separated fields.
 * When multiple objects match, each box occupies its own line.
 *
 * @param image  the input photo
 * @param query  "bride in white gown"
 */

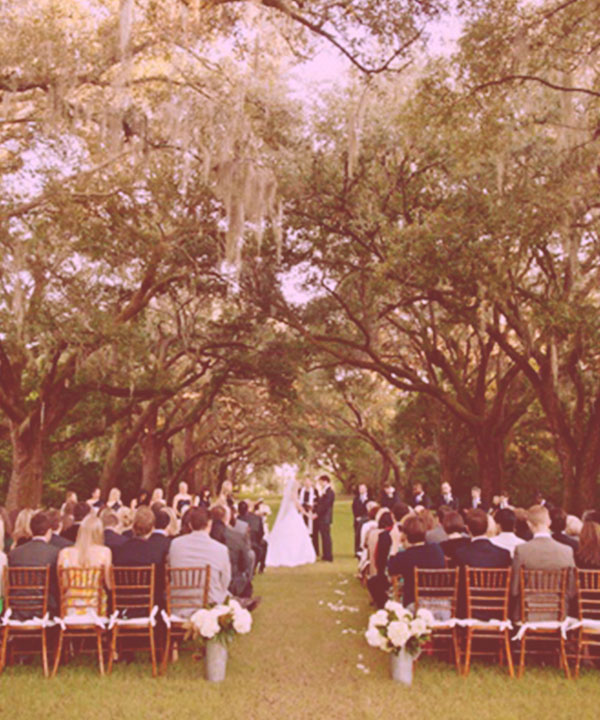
xmin=265 ymin=477 xmax=317 ymax=567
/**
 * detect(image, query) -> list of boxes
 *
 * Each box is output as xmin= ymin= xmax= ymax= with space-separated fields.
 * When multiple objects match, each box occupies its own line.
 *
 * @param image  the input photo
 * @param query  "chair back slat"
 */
xmin=111 ymin=566 xmax=155 ymax=616
xmin=520 ymin=568 xmax=567 ymax=623
xmin=57 ymin=567 xmax=104 ymax=616
xmin=576 ymin=569 xmax=600 ymax=621
xmin=165 ymin=566 xmax=211 ymax=616
xmin=5 ymin=566 xmax=50 ymax=620
xmin=465 ymin=567 xmax=511 ymax=620
xmin=414 ymin=568 xmax=458 ymax=620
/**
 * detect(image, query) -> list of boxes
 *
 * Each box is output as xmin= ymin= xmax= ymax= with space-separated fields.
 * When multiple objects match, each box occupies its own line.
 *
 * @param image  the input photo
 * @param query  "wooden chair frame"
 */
xmin=52 ymin=567 xmax=107 ymax=676
xmin=463 ymin=566 xmax=514 ymax=677
xmin=518 ymin=568 xmax=570 ymax=679
xmin=414 ymin=567 xmax=461 ymax=673
xmin=574 ymin=569 xmax=600 ymax=678
xmin=108 ymin=565 xmax=157 ymax=677
xmin=0 ymin=566 xmax=52 ymax=677
xmin=161 ymin=566 xmax=210 ymax=674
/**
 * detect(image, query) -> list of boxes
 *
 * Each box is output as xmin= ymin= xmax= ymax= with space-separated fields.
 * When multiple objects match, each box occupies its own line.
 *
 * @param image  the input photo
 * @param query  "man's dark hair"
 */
xmin=154 ymin=510 xmax=170 ymax=530
xmin=238 ymin=500 xmax=249 ymax=516
xmin=378 ymin=511 xmax=393 ymax=529
xmin=442 ymin=510 xmax=466 ymax=535
xmin=437 ymin=505 xmax=451 ymax=523
xmin=133 ymin=507 xmax=155 ymax=537
xmin=403 ymin=516 xmax=426 ymax=544
xmin=392 ymin=502 xmax=410 ymax=522
xmin=319 ymin=475 xmax=331 ymax=484
xmin=45 ymin=508 xmax=62 ymax=532
xmin=30 ymin=512 xmax=50 ymax=537
xmin=495 ymin=508 xmax=516 ymax=533
xmin=210 ymin=506 xmax=227 ymax=523
xmin=189 ymin=506 xmax=210 ymax=531
xmin=466 ymin=509 xmax=488 ymax=537
xmin=550 ymin=506 xmax=567 ymax=533
xmin=74 ymin=502 xmax=91 ymax=522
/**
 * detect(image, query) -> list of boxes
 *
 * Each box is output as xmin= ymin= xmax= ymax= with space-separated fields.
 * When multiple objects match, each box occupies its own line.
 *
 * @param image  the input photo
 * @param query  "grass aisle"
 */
xmin=1 ymin=500 xmax=600 ymax=719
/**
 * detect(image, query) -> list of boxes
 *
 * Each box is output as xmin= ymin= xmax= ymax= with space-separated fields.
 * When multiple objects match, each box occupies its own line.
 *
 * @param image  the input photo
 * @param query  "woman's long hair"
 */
xmin=13 ymin=508 xmax=34 ymax=543
xmin=577 ymin=519 xmax=600 ymax=568
xmin=75 ymin=515 xmax=104 ymax=567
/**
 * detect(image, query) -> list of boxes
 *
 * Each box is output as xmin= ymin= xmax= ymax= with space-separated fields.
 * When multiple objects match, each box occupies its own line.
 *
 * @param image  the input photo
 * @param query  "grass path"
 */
xmin=1 ymin=500 xmax=600 ymax=719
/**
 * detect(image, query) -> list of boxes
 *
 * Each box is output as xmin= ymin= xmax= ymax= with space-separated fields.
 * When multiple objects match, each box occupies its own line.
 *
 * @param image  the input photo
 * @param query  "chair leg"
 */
xmin=150 ymin=627 xmax=157 ymax=678
xmin=42 ymin=629 xmax=49 ymax=678
xmin=0 ymin=628 xmax=8 ymax=674
xmin=575 ymin=629 xmax=582 ymax=679
xmin=52 ymin=630 xmax=64 ymax=678
xmin=160 ymin=628 xmax=171 ymax=675
xmin=108 ymin=627 xmax=117 ymax=674
xmin=452 ymin=628 xmax=461 ymax=674
xmin=463 ymin=629 xmax=472 ymax=677
xmin=504 ymin=631 xmax=515 ymax=678
xmin=518 ymin=635 xmax=526 ymax=678
xmin=96 ymin=629 xmax=104 ymax=675
xmin=560 ymin=635 xmax=570 ymax=679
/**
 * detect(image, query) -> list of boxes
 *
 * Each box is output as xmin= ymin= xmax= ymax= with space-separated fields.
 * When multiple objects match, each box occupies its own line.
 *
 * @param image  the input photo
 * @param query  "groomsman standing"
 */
xmin=352 ymin=484 xmax=370 ymax=556
xmin=299 ymin=478 xmax=320 ymax=555
xmin=436 ymin=481 xmax=459 ymax=511
xmin=315 ymin=475 xmax=335 ymax=562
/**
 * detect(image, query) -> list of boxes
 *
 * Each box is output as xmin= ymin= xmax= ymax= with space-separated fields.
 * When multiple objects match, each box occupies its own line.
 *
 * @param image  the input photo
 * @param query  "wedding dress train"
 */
xmin=265 ymin=478 xmax=317 ymax=568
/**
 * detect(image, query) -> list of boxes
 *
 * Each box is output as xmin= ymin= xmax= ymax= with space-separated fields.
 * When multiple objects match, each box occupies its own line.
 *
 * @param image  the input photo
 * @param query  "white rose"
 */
xmin=416 ymin=608 xmax=435 ymax=626
xmin=232 ymin=607 xmax=252 ymax=634
xmin=384 ymin=600 xmax=406 ymax=618
xmin=199 ymin=609 xmax=222 ymax=638
xmin=365 ymin=627 xmax=387 ymax=650
xmin=410 ymin=618 xmax=428 ymax=636
xmin=387 ymin=620 xmax=411 ymax=648
xmin=368 ymin=610 xmax=389 ymax=629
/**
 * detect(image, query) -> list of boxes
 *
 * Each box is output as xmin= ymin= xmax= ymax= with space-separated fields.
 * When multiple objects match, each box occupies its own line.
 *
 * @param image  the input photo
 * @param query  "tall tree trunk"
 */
xmin=140 ymin=432 xmax=163 ymax=492
xmin=474 ymin=430 xmax=505 ymax=502
xmin=6 ymin=420 xmax=44 ymax=511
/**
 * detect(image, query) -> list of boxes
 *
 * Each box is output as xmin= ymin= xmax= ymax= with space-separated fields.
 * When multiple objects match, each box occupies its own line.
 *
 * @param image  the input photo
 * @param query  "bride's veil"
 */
xmin=273 ymin=477 xmax=296 ymax=527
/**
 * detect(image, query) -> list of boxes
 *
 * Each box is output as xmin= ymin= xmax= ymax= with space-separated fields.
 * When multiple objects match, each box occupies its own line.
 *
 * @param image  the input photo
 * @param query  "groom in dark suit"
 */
xmin=315 ymin=475 xmax=335 ymax=562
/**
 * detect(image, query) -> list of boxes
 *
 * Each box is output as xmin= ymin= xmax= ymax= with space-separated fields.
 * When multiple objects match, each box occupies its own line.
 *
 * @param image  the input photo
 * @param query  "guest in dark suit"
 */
xmin=410 ymin=483 xmax=432 ymax=510
xmin=352 ymin=484 xmax=370 ymax=556
xmin=436 ymin=482 xmax=459 ymax=511
xmin=440 ymin=511 xmax=470 ymax=564
xmin=315 ymin=475 xmax=335 ymax=561
xmin=147 ymin=510 xmax=172 ymax=563
xmin=46 ymin=509 xmax=73 ymax=550
xmin=113 ymin=507 xmax=168 ymax=608
xmin=61 ymin=502 xmax=91 ymax=543
xmin=454 ymin=510 xmax=511 ymax=569
xmin=380 ymin=483 xmax=399 ymax=510
xmin=101 ymin=510 xmax=128 ymax=551
xmin=238 ymin=501 xmax=267 ymax=574
xmin=210 ymin=506 xmax=253 ymax=598
xmin=550 ymin=507 xmax=579 ymax=552
xmin=387 ymin=515 xmax=445 ymax=607
xmin=366 ymin=511 xmax=394 ymax=608
xmin=8 ymin=512 xmax=60 ymax=616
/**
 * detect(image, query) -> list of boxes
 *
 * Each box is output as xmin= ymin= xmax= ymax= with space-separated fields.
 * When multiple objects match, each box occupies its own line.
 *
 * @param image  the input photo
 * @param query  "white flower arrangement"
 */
xmin=365 ymin=601 xmax=434 ymax=656
xmin=186 ymin=598 xmax=252 ymax=646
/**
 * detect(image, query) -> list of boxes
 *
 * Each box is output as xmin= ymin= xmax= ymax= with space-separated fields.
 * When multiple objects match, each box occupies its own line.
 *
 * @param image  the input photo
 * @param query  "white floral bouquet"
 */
xmin=186 ymin=597 xmax=252 ymax=646
xmin=365 ymin=601 xmax=434 ymax=656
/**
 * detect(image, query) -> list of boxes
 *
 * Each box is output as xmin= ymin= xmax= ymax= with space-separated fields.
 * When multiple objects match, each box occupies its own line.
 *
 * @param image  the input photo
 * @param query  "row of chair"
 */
xmin=0 ymin=565 xmax=211 ymax=678
xmin=393 ymin=567 xmax=600 ymax=679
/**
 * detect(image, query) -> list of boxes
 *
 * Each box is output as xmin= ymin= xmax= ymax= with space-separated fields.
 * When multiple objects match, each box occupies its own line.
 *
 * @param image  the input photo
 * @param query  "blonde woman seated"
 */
xmin=57 ymin=515 xmax=112 ymax=616
xmin=12 ymin=508 xmax=35 ymax=548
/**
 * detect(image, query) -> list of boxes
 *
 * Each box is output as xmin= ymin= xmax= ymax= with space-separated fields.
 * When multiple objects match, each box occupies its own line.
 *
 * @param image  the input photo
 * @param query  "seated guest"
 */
xmin=57 ymin=515 xmax=112 ymax=614
xmin=511 ymin=505 xmax=575 ymax=600
xmin=147 ymin=510 xmax=172 ymax=562
xmin=490 ymin=508 xmax=525 ymax=558
xmin=575 ymin=511 xmax=600 ymax=569
xmin=9 ymin=512 xmax=60 ymax=615
xmin=366 ymin=511 xmax=395 ymax=608
xmin=117 ymin=506 xmax=135 ymax=538
xmin=426 ymin=506 xmax=450 ymax=544
xmin=380 ymin=483 xmax=399 ymax=510
xmin=61 ymin=502 xmax=91 ymax=543
xmin=46 ymin=509 xmax=73 ymax=550
xmin=566 ymin=514 xmax=583 ymax=541
xmin=210 ymin=506 xmax=253 ymax=598
xmin=454 ymin=509 xmax=511 ymax=569
xmin=168 ymin=506 xmax=231 ymax=613
xmin=437 ymin=482 xmax=459 ymax=511
xmin=238 ymin=500 xmax=266 ymax=574
xmin=387 ymin=516 xmax=445 ymax=608
xmin=410 ymin=483 xmax=432 ymax=510
xmin=469 ymin=486 xmax=488 ymax=512
xmin=162 ymin=507 xmax=179 ymax=537
xmin=392 ymin=502 xmax=411 ymax=525
xmin=100 ymin=510 xmax=127 ymax=551
xmin=440 ymin=511 xmax=470 ymax=564
xmin=12 ymin=508 xmax=35 ymax=548
xmin=107 ymin=487 xmax=123 ymax=512
xmin=514 ymin=507 xmax=534 ymax=541
xmin=550 ymin=507 xmax=578 ymax=551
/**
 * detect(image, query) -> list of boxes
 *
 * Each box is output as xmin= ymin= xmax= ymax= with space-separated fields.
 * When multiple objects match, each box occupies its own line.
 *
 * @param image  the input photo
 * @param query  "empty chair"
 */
xmin=574 ymin=569 xmax=600 ymax=677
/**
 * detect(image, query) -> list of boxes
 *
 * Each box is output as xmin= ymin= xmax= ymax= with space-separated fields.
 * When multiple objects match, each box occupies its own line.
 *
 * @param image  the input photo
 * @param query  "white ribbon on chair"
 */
xmin=109 ymin=605 xmax=158 ymax=630
xmin=429 ymin=617 xmax=513 ymax=631
xmin=559 ymin=617 xmax=600 ymax=633
xmin=160 ymin=609 xmax=189 ymax=629
xmin=54 ymin=610 xmax=108 ymax=630
xmin=1 ymin=609 xmax=55 ymax=628
xmin=512 ymin=618 xmax=575 ymax=641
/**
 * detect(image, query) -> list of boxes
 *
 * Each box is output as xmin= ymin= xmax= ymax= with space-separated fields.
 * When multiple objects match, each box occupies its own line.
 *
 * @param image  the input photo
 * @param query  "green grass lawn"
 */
xmin=1 ymin=498 xmax=599 ymax=719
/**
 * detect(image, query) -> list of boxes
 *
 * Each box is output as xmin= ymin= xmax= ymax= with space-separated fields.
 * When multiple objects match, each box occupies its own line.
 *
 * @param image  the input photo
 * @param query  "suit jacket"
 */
xmin=223 ymin=526 xmax=252 ymax=596
xmin=468 ymin=497 xmax=489 ymax=512
xmin=8 ymin=538 xmax=60 ymax=616
xmin=352 ymin=494 xmax=370 ymax=521
xmin=552 ymin=532 xmax=578 ymax=552
xmin=387 ymin=543 xmax=445 ymax=606
xmin=231 ymin=519 xmax=252 ymax=549
xmin=454 ymin=538 xmax=511 ymax=569
xmin=436 ymin=495 xmax=459 ymax=511
xmin=239 ymin=512 xmax=264 ymax=547
xmin=104 ymin=528 xmax=128 ymax=552
xmin=147 ymin=531 xmax=171 ymax=563
xmin=316 ymin=487 xmax=335 ymax=525
xmin=50 ymin=533 xmax=72 ymax=550
xmin=379 ymin=489 xmax=399 ymax=510
xmin=167 ymin=531 xmax=231 ymax=611
xmin=113 ymin=536 xmax=168 ymax=607
xmin=426 ymin=525 xmax=448 ymax=545
xmin=511 ymin=535 xmax=575 ymax=597
xmin=411 ymin=492 xmax=432 ymax=509
xmin=60 ymin=523 xmax=81 ymax=544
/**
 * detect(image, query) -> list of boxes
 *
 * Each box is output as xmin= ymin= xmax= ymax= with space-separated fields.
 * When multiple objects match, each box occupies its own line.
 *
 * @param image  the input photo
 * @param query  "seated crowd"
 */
xmin=356 ymin=481 xmax=600 ymax=621
xmin=0 ymin=482 xmax=270 ymax=626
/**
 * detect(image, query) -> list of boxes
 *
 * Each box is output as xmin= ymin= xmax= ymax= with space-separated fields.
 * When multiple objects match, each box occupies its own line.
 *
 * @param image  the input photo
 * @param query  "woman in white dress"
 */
xmin=266 ymin=477 xmax=317 ymax=568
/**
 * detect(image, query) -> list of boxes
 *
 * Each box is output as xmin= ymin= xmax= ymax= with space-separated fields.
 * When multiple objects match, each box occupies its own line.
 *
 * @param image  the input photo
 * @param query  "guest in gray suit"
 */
xmin=167 ymin=507 xmax=231 ymax=615
xmin=511 ymin=504 xmax=575 ymax=601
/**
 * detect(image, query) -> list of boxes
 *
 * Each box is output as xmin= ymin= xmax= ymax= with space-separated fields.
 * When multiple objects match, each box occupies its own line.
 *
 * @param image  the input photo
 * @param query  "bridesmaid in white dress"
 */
xmin=266 ymin=477 xmax=317 ymax=568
